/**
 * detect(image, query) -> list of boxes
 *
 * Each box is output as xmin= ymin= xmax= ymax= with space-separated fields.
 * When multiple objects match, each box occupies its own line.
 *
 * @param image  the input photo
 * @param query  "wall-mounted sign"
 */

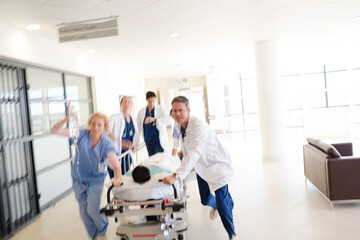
xmin=58 ymin=18 xmax=118 ymax=43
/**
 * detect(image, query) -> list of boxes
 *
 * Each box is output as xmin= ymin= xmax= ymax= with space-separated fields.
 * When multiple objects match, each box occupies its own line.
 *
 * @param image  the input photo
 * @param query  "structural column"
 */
xmin=254 ymin=40 xmax=285 ymax=161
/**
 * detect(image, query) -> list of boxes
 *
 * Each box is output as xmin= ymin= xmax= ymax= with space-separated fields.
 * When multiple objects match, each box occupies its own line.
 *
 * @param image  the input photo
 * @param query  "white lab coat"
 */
xmin=175 ymin=116 xmax=233 ymax=192
xmin=108 ymin=112 xmax=140 ymax=156
xmin=137 ymin=105 xmax=170 ymax=152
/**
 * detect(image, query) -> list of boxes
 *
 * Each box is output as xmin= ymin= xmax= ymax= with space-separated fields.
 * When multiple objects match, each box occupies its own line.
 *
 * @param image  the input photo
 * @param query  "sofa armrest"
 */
xmin=327 ymin=157 xmax=360 ymax=200
xmin=303 ymin=144 xmax=329 ymax=197
xmin=331 ymin=142 xmax=353 ymax=156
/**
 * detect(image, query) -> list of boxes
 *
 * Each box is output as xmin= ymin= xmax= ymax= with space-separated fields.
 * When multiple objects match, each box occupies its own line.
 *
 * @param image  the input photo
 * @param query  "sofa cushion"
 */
xmin=306 ymin=137 xmax=341 ymax=158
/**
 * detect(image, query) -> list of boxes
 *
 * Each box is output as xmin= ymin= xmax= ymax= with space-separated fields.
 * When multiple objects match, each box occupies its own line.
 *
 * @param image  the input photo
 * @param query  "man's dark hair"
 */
xmin=146 ymin=91 xmax=156 ymax=100
xmin=171 ymin=96 xmax=190 ymax=109
xmin=132 ymin=165 xmax=151 ymax=184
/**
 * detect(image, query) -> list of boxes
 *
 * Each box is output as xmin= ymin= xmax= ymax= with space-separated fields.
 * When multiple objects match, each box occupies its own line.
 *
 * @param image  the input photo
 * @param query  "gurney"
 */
xmin=101 ymin=153 xmax=192 ymax=240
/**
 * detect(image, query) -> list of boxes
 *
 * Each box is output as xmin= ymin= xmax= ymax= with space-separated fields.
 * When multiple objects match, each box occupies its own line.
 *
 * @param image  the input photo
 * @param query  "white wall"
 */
xmin=0 ymin=21 xmax=144 ymax=116
xmin=144 ymin=76 xmax=206 ymax=115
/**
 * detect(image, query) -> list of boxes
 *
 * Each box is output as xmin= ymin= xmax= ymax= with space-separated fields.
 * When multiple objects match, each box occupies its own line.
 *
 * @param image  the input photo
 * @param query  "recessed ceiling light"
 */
xmin=167 ymin=33 xmax=179 ymax=38
xmin=86 ymin=50 xmax=95 ymax=54
xmin=25 ymin=24 xmax=41 ymax=30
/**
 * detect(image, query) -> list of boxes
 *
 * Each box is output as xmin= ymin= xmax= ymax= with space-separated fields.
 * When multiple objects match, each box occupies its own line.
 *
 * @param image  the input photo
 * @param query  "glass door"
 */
xmin=0 ymin=63 xmax=39 ymax=239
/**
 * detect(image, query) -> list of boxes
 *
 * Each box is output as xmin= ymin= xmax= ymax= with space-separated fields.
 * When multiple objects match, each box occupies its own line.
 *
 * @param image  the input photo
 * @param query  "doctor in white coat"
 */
xmin=108 ymin=96 xmax=139 ymax=177
xmin=137 ymin=91 xmax=170 ymax=156
xmin=163 ymin=96 xmax=237 ymax=240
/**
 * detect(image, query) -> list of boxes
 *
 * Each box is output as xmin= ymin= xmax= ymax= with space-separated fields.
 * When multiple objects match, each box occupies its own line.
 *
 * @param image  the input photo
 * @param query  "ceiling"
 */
xmin=1 ymin=0 xmax=360 ymax=78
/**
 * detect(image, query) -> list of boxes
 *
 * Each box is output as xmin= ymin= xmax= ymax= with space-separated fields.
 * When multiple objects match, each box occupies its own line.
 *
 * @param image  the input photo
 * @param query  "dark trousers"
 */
xmin=145 ymin=139 xmax=164 ymax=157
xmin=196 ymin=174 xmax=236 ymax=239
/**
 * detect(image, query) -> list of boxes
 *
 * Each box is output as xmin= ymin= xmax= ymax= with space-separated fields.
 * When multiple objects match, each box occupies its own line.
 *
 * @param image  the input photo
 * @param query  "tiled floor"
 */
xmin=9 ymin=134 xmax=360 ymax=240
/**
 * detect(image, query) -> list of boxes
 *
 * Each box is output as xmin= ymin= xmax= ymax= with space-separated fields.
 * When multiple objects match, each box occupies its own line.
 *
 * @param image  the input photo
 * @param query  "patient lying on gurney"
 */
xmin=129 ymin=165 xmax=171 ymax=184
xmin=110 ymin=153 xmax=181 ymax=201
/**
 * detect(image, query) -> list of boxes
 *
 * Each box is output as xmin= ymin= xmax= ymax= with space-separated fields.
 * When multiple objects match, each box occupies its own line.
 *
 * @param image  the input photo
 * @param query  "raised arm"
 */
xmin=50 ymin=115 xmax=70 ymax=138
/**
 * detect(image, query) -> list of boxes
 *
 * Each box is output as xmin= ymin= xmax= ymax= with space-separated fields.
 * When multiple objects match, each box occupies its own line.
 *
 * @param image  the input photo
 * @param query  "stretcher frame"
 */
xmin=101 ymin=149 xmax=188 ymax=240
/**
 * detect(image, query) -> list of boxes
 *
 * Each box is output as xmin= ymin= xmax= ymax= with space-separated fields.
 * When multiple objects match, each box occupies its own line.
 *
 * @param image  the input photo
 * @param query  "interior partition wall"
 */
xmin=0 ymin=62 xmax=38 ymax=239
xmin=0 ymin=58 xmax=93 ymax=239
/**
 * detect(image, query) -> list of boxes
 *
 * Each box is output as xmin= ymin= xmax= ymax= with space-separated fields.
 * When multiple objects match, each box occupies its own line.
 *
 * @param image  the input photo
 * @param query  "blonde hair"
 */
xmin=87 ymin=112 xmax=110 ymax=132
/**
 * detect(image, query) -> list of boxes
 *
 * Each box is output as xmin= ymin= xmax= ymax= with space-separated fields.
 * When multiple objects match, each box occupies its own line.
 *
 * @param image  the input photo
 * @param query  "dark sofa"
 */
xmin=303 ymin=137 xmax=360 ymax=208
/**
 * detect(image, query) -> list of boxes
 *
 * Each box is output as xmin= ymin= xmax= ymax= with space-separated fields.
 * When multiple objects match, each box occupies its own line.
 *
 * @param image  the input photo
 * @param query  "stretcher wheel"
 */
xmin=119 ymin=234 xmax=128 ymax=240
xmin=177 ymin=233 xmax=184 ymax=240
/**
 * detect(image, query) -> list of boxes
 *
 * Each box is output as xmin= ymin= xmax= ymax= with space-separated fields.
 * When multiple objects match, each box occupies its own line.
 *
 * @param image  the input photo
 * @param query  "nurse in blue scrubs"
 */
xmin=120 ymin=114 xmax=135 ymax=173
xmin=51 ymin=111 xmax=122 ymax=240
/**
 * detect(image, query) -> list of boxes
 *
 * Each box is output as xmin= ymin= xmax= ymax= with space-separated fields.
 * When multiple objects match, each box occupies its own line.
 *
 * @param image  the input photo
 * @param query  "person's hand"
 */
xmin=163 ymin=173 xmax=177 ymax=185
xmin=112 ymin=177 xmax=122 ymax=187
xmin=144 ymin=117 xmax=155 ymax=124
xmin=122 ymin=140 xmax=132 ymax=150
xmin=132 ymin=143 xmax=139 ymax=152
xmin=177 ymin=151 xmax=183 ymax=160
xmin=172 ymin=149 xmax=177 ymax=156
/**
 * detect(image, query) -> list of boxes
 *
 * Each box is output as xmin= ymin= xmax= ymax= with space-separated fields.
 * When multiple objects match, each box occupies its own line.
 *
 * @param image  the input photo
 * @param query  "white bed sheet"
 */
xmin=111 ymin=153 xmax=181 ymax=201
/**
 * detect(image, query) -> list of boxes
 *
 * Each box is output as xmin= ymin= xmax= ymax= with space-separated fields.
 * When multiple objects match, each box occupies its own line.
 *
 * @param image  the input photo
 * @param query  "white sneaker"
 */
xmin=209 ymin=208 xmax=219 ymax=220
xmin=230 ymin=235 xmax=238 ymax=240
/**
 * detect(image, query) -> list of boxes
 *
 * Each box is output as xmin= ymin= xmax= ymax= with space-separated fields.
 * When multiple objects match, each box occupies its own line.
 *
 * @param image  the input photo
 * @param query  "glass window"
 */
xmin=47 ymin=87 xmax=64 ymax=100
xmin=65 ymin=74 xmax=91 ymax=100
xmin=244 ymin=113 xmax=259 ymax=131
xmin=243 ymin=97 xmax=258 ymax=113
xmin=241 ymin=78 xmax=257 ymax=98
xmin=302 ymin=73 xmax=326 ymax=108
xmin=282 ymin=75 xmax=302 ymax=110
xmin=326 ymin=71 xmax=349 ymax=107
xmin=29 ymin=103 xmax=47 ymax=134
xmin=226 ymin=115 xmax=244 ymax=132
xmin=284 ymin=110 xmax=303 ymax=128
xmin=29 ymin=103 xmax=66 ymax=134
xmin=27 ymin=67 xmax=64 ymax=100
xmin=225 ymin=97 xmax=242 ymax=115
xmin=242 ymin=79 xmax=258 ymax=114
xmin=348 ymin=69 xmax=360 ymax=105
xmin=225 ymin=81 xmax=241 ymax=98
xmin=222 ymin=75 xmax=259 ymax=138
xmin=28 ymin=89 xmax=42 ymax=100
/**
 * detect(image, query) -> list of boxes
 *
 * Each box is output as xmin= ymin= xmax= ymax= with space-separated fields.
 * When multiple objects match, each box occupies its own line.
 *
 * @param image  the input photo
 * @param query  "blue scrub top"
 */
xmin=71 ymin=129 xmax=116 ymax=184
xmin=173 ymin=127 xmax=179 ymax=139
xmin=143 ymin=108 xmax=160 ymax=144
xmin=121 ymin=117 xmax=135 ymax=153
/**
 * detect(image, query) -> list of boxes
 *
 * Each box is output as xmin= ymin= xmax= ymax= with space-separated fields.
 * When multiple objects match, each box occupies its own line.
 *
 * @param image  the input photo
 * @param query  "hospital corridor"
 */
xmin=2 ymin=1 xmax=360 ymax=240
